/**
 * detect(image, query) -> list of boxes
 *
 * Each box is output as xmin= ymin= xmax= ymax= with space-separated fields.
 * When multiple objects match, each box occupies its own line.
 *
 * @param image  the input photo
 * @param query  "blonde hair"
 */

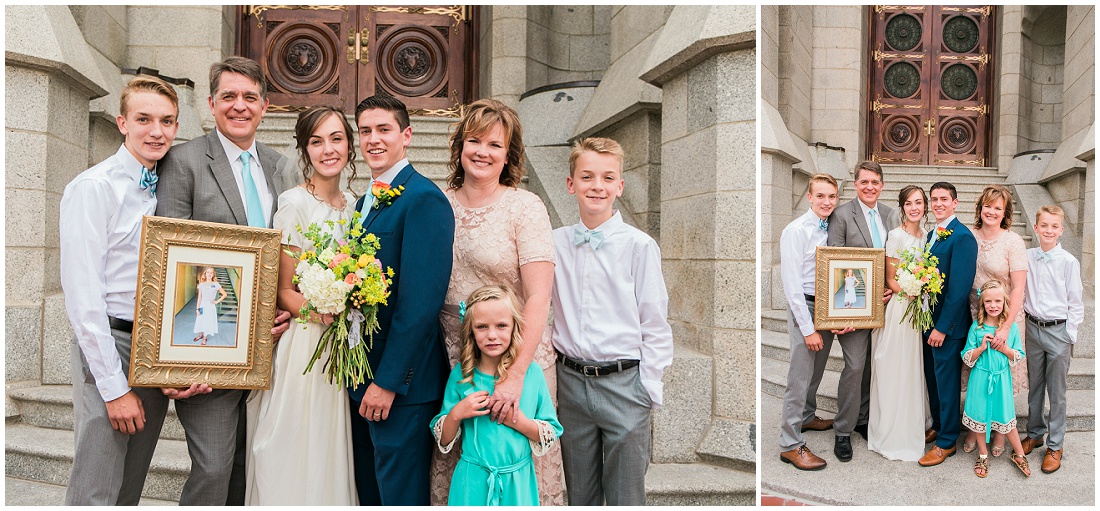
xmin=568 ymin=137 xmax=624 ymax=177
xmin=807 ymin=173 xmax=838 ymax=193
xmin=974 ymin=184 xmax=1014 ymax=231
xmin=1035 ymin=204 xmax=1065 ymax=224
xmin=120 ymin=75 xmax=179 ymax=117
xmin=447 ymin=99 xmax=526 ymax=189
xmin=197 ymin=266 xmax=215 ymax=283
xmin=977 ymin=280 xmax=1010 ymax=328
xmin=458 ymin=285 xmax=524 ymax=386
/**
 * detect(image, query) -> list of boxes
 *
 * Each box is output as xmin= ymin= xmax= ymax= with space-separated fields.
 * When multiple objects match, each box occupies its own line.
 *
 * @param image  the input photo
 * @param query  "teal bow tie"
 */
xmin=139 ymin=166 xmax=157 ymax=196
xmin=818 ymin=219 xmax=828 ymax=231
xmin=574 ymin=227 xmax=605 ymax=249
xmin=1036 ymin=251 xmax=1053 ymax=263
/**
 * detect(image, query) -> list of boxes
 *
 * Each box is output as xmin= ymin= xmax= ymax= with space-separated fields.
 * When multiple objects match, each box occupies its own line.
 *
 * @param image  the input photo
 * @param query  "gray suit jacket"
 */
xmin=156 ymin=129 xmax=288 ymax=225
xmin=827 ymin=199 xmax=899 ymax=249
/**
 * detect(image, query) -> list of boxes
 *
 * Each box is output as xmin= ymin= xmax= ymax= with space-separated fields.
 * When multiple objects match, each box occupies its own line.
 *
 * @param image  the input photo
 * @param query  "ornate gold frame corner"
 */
xmin=130 ymin=216 xmax=281 ymax=389
xmin=813 ymin=246 xmax=887 ymax=331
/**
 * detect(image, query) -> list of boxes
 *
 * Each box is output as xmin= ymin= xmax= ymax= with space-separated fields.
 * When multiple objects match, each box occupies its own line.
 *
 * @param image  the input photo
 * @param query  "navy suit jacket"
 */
xmin=924 ymin=217 xmax=977 ymax=340
xmin=349 ymin=163 xmax=454 ymax=405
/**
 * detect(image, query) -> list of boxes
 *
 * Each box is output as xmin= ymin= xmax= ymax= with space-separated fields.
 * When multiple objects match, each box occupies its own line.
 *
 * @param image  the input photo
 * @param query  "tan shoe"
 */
xmin=1041 ymin=448 xmax=1062 ymax=473
xmin=801 ymin=416 xmax=834 ymax=432
xmin=918 ymin=445 xmax=957 ymax=467
xmin=925 ymin=429 xmax=937 ymax=444
xmin=780 ymin=445 xmax=827 ymax=471
xmin=1020 ymin=436 xmax=1044 ymax=455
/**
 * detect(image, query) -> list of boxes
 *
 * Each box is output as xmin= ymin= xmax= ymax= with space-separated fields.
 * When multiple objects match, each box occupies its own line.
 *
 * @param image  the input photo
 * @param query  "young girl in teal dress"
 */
xmin=431 ymin=285 xmax=563 ymax=505
xmin=962 ymin=280 xmax=1030 ymax=478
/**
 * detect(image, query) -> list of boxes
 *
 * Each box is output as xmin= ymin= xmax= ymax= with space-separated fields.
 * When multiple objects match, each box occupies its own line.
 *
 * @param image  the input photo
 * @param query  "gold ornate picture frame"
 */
xmin=130 ymin=216 xmax=280 ymax=389
xmin=813 ymin=246 xmax=886 ymax=330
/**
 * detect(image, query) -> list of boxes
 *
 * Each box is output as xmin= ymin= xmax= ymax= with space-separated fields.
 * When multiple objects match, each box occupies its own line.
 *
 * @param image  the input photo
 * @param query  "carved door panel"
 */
xmin=868 ymin=6 xmax=994 ymax=166
xmin=360 ymin=6 xmax=470 ymax=116
xmin=241 ymin=6 xmax=358 ymax=112
xmin=239 ymin=6 xmax=473 ymax=116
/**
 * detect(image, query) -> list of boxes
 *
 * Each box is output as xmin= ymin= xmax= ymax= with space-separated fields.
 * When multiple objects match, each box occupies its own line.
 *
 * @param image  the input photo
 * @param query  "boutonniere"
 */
xmin=371 ymin=182 xmax=404 ymax=210
xmin=935 ymin=227 xmax=953 ymax=241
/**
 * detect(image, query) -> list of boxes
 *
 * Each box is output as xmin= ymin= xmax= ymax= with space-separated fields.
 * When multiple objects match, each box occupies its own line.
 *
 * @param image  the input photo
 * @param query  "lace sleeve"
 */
xmin=962 ymin=348 xmax=980 ymax=368
xmin=431 ymin=414 xmax=461 ymax=454
xmin=1007 ymin=349 xmax=1024 ymax=366
xmin=529 ymin=419 xmax=559 ymax=457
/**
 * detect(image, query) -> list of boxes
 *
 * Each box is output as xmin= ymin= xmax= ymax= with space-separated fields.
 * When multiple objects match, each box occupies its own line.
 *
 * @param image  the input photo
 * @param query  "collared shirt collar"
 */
xmin=373 ymin=158 xmax=409 ymax=185
xmin=215 ymin=129 xmax=258 ymax=165
xmin=116 ymin=144 xmax=147 ymax=183
xmin=936 ymin=214 xmax=957 ymax=230
xmin=801 ymin=208 xmax=825 ymax=226
xmin=857 ymin=198 xmax=879 ymax=217
xmin=581 ymin=210 xmax=624 ymax=236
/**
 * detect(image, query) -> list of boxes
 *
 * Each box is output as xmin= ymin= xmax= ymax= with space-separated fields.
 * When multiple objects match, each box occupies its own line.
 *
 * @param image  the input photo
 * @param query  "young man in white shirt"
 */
xmin=1019 ymin=205 xmax=1084 ymax=474
xmin=778 ymin=173 xmax=850 ymax=471
xmin=60 ymin=75 xmax=180 ymax=505
xmin=551 ymin=137 xmax=673 ymax=505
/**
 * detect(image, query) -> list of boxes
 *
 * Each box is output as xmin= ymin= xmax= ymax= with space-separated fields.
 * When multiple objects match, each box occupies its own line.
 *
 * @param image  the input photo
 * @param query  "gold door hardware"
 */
xmin=347 ymin=28 xmax=371 ymax=64
xmin=923 ymin=118 xmax=936 ymax=137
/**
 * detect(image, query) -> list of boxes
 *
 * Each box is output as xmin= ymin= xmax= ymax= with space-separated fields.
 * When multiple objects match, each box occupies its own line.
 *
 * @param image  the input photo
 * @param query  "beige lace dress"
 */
xmin=428 ymin=186 xmax=565 ymax=505
xmin=967 ymin=229 xmax=1029 ymax=396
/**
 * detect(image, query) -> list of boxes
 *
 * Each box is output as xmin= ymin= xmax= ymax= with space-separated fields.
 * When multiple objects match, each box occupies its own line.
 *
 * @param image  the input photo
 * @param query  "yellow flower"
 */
xmin=386 ymin=267 xmax=395 ymax=278
xmin=358 ymin=254 xmax=372 ymax=268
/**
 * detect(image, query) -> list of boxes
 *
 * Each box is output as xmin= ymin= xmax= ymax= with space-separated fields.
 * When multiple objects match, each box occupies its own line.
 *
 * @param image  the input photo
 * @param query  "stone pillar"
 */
xmin=5 ymin=6 xmax=110 ymax=395
xmin=809 ymin=5 xmax=866 ymax=170
xmin=995 ymin=6 xmax=1026 ymax=170
xmin=479 ymin=5 xmax=529 ymax=108
xmin=640 ymin=6 xmax=756 ymax=469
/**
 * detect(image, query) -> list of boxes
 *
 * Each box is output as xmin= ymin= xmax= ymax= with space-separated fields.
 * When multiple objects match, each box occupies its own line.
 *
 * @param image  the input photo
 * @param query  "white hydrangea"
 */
xmin=296 ymin=262 xmax=351 ymax=314
xmin=896 ymin=270 xmax=923 ymax=297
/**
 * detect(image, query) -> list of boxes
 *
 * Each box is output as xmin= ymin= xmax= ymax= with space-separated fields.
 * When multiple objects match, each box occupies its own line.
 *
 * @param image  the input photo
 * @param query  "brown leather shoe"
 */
xmin=924 ymin=429 xmax=937 ymax=444
xmin=918 ymin=445 xmax=957 ymax=467
xmin=1041 ymin=448 xmax=1062 ymax=473
xmin=801 ymin=416 xmax=834 ymax=432
xmin=780 ymin=445 xmax=827 ymax=471
xmin=1020 ymin=436 xmax=1044 ymax=455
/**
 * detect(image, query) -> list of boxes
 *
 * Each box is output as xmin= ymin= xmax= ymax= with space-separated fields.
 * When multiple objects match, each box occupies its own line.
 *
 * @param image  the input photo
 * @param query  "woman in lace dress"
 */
xmin=428 ymin=99 xmax=564 ymax=505
xmin=244 ymin=106 xmax=359 ymax=505
xmin=961 ymin=184 xmax=1028 ymax=457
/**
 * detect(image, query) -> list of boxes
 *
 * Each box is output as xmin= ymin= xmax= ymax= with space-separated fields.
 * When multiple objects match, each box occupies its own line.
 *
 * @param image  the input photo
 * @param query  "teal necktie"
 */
xmin=869 ymin=209 xmax=882 ymax=248
xmin=240 ymin=151 xmax=265 ymax=227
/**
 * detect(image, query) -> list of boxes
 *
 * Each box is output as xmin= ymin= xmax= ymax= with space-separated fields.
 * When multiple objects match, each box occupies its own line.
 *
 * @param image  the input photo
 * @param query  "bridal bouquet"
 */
xmin=291 ymin=211 xmax=393 ymax=387
xmin=894 ymin=244 xmax=944 ymax=332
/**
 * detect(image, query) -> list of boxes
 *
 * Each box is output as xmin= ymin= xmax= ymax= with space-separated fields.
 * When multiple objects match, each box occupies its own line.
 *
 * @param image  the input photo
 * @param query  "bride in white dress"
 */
xmin=868 ymin=185 xmax=934 ymax=461
xmin=245 ymin=106 xmax=360 ymax=505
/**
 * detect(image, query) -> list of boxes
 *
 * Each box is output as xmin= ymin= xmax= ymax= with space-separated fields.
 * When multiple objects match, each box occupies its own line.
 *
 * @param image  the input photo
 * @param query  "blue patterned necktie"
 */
xmin=139 ymin=166 xmax=157 ymax=196
xmin=573 ymin=227 xmax=605 ymax=249
xmin=240 ymin=151 xmax=266 ymax=227
xmin=869 ymin=209 xmax=882 ymax=248
xmin=818 ymin=219 xmax=828 ymax=231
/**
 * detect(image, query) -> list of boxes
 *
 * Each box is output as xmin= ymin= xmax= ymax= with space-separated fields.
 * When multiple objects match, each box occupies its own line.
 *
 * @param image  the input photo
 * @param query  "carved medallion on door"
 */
xmin=239 ymin=5 xmax=475 ymax=116
xmin=868 ymin=6 xmax=994 ymax=166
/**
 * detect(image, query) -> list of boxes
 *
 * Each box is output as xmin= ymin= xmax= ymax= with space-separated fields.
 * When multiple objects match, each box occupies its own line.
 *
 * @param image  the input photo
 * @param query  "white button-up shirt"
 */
xmin=858 ymin=199 xmax=886 ymax=247
xmin=551 ymin=212 xmax=673 ymax=408
xmin=216 ymin=130 xmax=272 ymax=227
xmin=780 ymin=209 xmax=829 ymax=336
xmin=1023 ymin=244 xmax=1084 ymax=343
xmin=60 ymin=145 xmax=156 ymax=402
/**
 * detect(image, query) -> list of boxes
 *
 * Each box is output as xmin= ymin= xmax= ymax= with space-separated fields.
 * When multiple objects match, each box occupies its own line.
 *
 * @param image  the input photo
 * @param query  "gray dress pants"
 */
xmin=1025 ymin=319 xmax=1072 ymax=450
xmin=778 ymin=302 xmax=836 ymax=451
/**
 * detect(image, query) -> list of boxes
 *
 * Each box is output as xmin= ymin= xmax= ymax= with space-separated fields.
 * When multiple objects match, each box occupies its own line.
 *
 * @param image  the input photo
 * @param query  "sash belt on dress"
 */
xmin=973 ymin=365 xmax=1006 ymax=444
xmin=459 ymin=451 xmax=531 ymax=506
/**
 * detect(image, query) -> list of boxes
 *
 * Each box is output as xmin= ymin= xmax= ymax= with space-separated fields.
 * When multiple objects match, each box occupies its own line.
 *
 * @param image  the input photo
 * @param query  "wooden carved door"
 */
xmin=868 ymin=6 xmax=994 ymax=166
xmin=239 ymin=5 xmax=474 ymax=116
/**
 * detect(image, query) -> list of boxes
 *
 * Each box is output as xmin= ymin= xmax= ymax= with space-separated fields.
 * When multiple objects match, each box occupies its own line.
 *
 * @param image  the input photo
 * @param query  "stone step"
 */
xmin=760 ymin=356 xmax=1095 ymax=432
xmin=4 ymin=476 xmax=176 ymax=506
xmin=644 ymin=462 xmax=755 ymax=506
xmin=5 ymin=423 xmax=189 ymax=502
xmin=760 ymin=319 xmax=1094 ymax=391
xmin=759 ymin=392 xmax=1095 ymax=506
xmin=7 ymin=385 xmax=186 ymax=441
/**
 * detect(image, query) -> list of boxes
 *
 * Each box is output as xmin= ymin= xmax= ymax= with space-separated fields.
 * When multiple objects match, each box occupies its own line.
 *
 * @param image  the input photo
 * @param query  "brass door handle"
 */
xmin=347 ymin=29 xmax=357 ymax=64
xmin=924 ymin=118 xmax=936 ymax=137
xmin=359 ymin=28 xmax=370 ymax=64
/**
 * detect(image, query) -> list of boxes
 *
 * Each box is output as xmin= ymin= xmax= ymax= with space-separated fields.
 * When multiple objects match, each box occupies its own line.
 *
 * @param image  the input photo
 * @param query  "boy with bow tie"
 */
xmin=550 ymin=137 xmax=673 ymax=505
xmin=60 ymin=75 xmax=179 ymax=504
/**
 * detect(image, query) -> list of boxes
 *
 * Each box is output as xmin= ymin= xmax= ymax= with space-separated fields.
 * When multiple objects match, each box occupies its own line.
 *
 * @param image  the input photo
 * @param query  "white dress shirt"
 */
xmin=551 ymin=211 xmax=674 ymax=408
xmin=362 ymin=157 xmax=409 ymax=211
xmin=1023 ymin=244 xmax=1084 ymax=343
xmin=780 ymin=209 xmax=829 ymax=336
xmin=60 ymin=145 xmax=156 ymax=402
xmin=858 ymin=199 xmax=886 ymax=247
xmin=927 ymin=214 xmax=957 ymax=250
xmin=216 ymin=130 xmax=273 ymax=227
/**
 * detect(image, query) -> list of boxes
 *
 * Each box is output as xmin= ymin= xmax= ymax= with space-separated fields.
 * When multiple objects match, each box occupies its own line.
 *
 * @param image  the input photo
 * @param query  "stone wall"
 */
xmin=478 ymin=5 xmax=528 ymax=107
xmin=777 ymin=6 xmax=812 ymax=142
xmin=1062 ymin=5 xmax=1095 ymax=142
xmin=525 ymin=6 xmax=610 ymax=89
xmin=809 ymin=5 xmax=866 ymax=170
xmin=1020 ymin=6 xmax=1066 ymax=149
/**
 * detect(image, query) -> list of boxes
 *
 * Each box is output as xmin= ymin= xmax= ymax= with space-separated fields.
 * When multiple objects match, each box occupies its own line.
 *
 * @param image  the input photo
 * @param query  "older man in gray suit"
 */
xmin=825 ymin=161 xmax=898 ymax=462
xmin=155 ymin=56 xmax=290 ymax=505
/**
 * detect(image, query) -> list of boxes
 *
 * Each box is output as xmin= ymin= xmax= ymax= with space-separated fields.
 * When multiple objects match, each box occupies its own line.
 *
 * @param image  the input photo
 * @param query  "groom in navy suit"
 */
xmin=918 ymin=182 xmax=977 ymax=467
xmin=349 ymin=95 xmax=454 ymax=504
